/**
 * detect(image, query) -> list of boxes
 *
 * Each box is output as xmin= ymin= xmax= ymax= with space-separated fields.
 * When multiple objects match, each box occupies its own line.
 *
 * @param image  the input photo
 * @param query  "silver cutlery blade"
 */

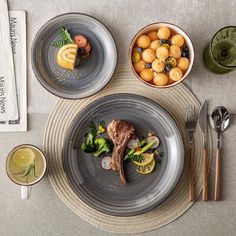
xmin=199 ymin=101 xmax=208 ymax=146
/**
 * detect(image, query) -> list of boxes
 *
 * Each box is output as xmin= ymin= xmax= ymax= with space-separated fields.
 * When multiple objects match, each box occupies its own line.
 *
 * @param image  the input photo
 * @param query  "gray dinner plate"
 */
xmin=31 ymin=13 xmax=117 ymax=99
xmin=62 ymin=93 xmax=184 ymax=216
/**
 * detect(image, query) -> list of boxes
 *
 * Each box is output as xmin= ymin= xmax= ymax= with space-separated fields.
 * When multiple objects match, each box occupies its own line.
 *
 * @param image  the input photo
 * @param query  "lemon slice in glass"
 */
xmin=133 ymin=153 xmax=154 ymax=166
xmin=136 ymin=158 xmax=155 ymax=175
xmin=12 ymin=148 xmax=35 ymax=168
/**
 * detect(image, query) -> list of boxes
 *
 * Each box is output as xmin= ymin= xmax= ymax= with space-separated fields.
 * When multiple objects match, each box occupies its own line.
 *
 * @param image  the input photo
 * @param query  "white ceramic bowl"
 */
xmin=129 ymin=22 xmax=194 ymax=88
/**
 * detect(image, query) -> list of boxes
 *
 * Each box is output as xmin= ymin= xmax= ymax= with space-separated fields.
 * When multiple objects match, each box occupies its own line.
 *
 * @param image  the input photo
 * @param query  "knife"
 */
xmin=199 ymin=100 xmax=208 ymax=201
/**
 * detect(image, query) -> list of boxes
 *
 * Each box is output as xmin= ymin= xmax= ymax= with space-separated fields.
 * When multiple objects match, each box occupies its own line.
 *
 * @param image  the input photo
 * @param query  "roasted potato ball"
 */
xmin=152 ymin=59 xmax=165 ymax=72
xmin=169 ymin=45 xmax=181 ymax=59
xmin=153 ymin=73 xmax=168 ymax=86
xmin=177 ymin=57 xmax=190 ymax=71
xmin=136 ymin=35 xmax=151 ymax=49
xmin=142 ymin=49 xmax=156 ymax=63
xmin=134 ymin=59 xmax=146 ymax=73
xmin=140 ymin=69 xmax=154 ymax=82
xmin=171 ymin=35 xmax=185 ymax=47
xmin=156 ymin=46 xmax=169 ymax=60
xmin=169 ymin=67 xmax=183 ymax=81
xmin=157 ymin=27 xmax=171 ymax=39
xmin=150 ymin=40 xmax=161 ymax=51
xmin=147 ymin=31 xmax=158 ymax=41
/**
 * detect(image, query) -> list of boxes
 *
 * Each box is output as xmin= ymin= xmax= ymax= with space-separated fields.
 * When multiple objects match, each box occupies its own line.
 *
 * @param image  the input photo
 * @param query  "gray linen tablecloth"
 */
xmin=0 ymin=0 xmax=236 ymax=235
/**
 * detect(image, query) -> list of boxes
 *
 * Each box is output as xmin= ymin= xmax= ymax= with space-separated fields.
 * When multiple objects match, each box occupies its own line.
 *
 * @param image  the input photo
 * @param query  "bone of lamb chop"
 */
xmin=107 ymin=120 xmax=135 ymax=183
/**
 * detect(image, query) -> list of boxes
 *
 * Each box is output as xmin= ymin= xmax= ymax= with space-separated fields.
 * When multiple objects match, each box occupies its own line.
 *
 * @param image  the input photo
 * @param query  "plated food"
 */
xmin=62 ymin=93 xmax=184 ymax=216
xmin=52 ymin=27 xmax=91 ymax=70
xmin=81 ymin=119 xmax=162 ymax=183
xmin=31 ymin=13 xmax=117 ymax=99
xmin=129 ymin=23 xmax=194 ymax=88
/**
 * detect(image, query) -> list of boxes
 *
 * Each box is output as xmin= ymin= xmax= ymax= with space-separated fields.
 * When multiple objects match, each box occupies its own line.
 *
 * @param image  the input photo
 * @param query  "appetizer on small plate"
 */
xmin=31 ymin=13 xmax=117 ymax=99
xmin=53 ymin=27 xmax=91 ymax=70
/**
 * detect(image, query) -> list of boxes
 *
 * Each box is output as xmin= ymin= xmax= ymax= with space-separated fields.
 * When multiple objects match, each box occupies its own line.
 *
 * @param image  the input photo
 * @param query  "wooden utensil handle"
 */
xmin=203 ymin=148 xmax=208 ymax=201
xmin=214 ymin=147 xmax=221 ymax=201
xmin=189 ymin=148 xmax=195 ymax=201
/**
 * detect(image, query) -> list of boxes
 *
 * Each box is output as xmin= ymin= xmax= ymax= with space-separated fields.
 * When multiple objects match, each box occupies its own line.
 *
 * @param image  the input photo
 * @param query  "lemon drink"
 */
xmin=6 ymin=145 xmax=46 ymax=185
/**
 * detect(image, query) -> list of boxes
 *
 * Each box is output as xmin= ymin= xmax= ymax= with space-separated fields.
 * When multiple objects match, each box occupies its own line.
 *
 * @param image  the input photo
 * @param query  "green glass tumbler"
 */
xmin=203 ymin=26 xmax=236 ymax=74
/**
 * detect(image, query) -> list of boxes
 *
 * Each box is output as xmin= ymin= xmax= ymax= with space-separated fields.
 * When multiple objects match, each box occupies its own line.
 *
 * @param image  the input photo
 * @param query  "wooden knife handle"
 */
xmin=189 ymin=148 xmax=195 ymax=202
xmin=214 ymin=147 xmax=221 ymax=201
xmin=202 ymin=148 xmax=208 ymax=201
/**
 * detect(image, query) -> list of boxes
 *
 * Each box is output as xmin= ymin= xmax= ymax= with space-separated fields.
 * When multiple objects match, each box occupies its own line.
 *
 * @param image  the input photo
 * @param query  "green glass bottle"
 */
xmin=203 ymin=26 xmax=236 ymax=74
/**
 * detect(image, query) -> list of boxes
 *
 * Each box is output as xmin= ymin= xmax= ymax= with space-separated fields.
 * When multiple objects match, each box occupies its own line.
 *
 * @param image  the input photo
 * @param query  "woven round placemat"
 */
xmin=43 ymin=64 xmax=212 ymax=234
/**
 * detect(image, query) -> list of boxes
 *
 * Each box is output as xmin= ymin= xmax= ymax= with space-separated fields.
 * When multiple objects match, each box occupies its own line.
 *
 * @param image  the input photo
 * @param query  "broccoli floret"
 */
xmin=94 ymin=138 xmax=112 ymax=157
xmin=81 ymin=132 xmax=96 ymax=153
xmin=81 ymin=122 xmax=111 ymax=156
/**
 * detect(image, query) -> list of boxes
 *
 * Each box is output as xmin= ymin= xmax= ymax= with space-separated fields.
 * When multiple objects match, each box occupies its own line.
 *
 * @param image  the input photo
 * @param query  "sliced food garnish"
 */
xmin=101 ymin=156 xmax=112 ymax=170
xmin=136 ymin=158 xmax=155 ymax=175
xmin=147 ymin=136 xmax=160 ymax=148
xmin=127 ymin=137 xmax=140 ymax=149
xmin=12 ymin=148 xmax=35 ymax=168
xmin=133 ymin=153 xmax=154 ymax=166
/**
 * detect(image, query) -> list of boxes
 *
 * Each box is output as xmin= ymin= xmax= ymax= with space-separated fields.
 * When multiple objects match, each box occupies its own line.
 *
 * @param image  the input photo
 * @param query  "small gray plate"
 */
xmin=31 ymin=13 xmax=117 ymax=99
xmin=62 ymin=94 xmax=184 ymax=216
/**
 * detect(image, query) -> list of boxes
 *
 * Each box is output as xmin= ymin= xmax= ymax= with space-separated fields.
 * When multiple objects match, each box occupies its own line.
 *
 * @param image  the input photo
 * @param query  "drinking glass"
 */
xmin=203 ymin=26 xmax=236 ymax=74
xmin=6 ymin=144 xmax=47 ymax=200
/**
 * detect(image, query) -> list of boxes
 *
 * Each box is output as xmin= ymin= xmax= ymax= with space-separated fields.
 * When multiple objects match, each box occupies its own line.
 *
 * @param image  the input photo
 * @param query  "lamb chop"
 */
xmin=107 ymin=120 xmax=135 ymax=183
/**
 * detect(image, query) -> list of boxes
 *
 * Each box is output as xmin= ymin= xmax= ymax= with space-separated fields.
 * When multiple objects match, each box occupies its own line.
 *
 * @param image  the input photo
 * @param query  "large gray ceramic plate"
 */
xmin=31 ymin=13 xmax=117 ymax=99
xmin=62 ymin=93 xmax=184 ymax=216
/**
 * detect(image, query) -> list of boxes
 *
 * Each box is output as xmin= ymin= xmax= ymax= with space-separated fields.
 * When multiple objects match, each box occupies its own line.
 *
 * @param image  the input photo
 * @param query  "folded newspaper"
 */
xmin=0 ymin=8 xmax=27 ymax=132
xmin=0 ymin=0 xmax=18 ymax=122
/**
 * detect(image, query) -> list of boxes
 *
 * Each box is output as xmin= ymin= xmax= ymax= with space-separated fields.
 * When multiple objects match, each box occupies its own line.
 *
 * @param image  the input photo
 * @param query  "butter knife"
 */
xmin=199 ymin=100 xmax=208 ymax=201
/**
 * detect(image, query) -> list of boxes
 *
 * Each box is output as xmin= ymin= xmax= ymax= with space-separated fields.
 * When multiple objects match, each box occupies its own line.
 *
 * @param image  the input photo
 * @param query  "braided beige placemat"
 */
xmin=43 ymin=64 xmax=212 ymax=234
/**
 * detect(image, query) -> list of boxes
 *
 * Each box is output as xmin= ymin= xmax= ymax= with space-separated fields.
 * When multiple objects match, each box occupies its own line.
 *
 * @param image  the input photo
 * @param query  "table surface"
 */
xmin=1 ymin=0 xmax=236 ymax=235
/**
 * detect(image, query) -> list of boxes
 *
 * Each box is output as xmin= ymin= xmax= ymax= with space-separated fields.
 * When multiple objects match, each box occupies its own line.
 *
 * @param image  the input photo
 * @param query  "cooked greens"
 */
xmin=81 ymin=121 xmax=112 ymax=157
xmin=124 ymin=140 xmax=147 ymax=161
xmin=81 ymin=122 xmax=97 ymax=153
xmin=94 ymin=138 xmax=112 ymax=157
xmin=81 ymin=132 xmax=96 ymax=153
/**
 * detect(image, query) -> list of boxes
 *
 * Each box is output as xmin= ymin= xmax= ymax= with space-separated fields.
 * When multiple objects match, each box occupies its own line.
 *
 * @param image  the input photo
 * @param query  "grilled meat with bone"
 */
xmin=107 ymin=120 xmax=135 ymax=183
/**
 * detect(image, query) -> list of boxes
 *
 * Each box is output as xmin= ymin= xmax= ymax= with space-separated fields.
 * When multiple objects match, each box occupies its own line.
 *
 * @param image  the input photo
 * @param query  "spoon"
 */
xmin=210 ymin=106 xmax=230 ymax=201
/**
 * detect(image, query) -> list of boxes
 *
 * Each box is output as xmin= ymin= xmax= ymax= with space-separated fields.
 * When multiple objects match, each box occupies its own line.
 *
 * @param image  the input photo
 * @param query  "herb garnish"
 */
xmin=128 ymin=155 xmax=144 ymax=162
xmin=14 ymin=162 xmax=37 ymax=183
xmin=52 ymin=27 xmax=74 ymax=48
